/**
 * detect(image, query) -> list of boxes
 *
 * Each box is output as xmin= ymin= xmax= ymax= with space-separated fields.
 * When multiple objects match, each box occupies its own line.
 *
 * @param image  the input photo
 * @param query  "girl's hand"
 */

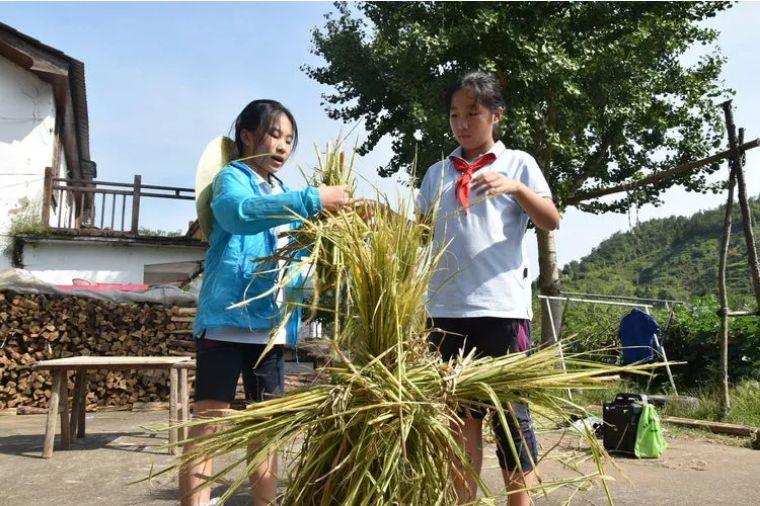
xmin=319 ymin=184 xmax=353 ymax=212
xmin=471 ymin=172 xmax=523 ymax=197
xmin=353 ymin=199 xmax=382 ymax=221
xmin=471 ymin=172 xmax=561 ymax=230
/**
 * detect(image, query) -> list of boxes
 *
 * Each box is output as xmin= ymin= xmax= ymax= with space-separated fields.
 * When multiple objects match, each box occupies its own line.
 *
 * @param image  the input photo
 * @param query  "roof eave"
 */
xmin=0 ymin=22 xmax=91 ymax=179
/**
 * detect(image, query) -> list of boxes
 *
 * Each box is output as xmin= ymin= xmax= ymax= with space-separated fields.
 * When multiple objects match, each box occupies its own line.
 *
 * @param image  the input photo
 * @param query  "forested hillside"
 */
xmin=561 ymin=198 xmax=760 ymax=300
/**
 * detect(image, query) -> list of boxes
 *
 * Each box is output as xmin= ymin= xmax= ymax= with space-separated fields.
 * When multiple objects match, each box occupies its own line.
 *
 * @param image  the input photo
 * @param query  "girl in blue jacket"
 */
xmin=180 ymin=99 xmax=352 ymax=506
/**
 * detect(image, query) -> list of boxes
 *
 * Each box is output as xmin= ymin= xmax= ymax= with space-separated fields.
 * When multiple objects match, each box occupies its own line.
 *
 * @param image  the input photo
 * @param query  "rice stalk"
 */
xmin=148 ymin=142 xmax=664 ymax=505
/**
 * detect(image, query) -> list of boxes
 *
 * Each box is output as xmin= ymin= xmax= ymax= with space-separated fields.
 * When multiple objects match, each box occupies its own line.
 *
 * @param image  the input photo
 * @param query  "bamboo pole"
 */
xmin=717 ymin=185 xmax=734 ymax=419
xmin=723 ymin=104 xmax=760 ymax=306
xmin=566 ymin=137 xmax=760 ymax=205
xmin=717 ymin=104 xmax=739 ymax=419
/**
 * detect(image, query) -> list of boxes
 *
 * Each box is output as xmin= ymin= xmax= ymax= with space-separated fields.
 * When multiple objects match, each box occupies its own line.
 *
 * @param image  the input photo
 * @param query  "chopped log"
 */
xmin=663 ymin=416 xmax=759 ymax=438
xmin=17 ymin=406 xmax=50 ymax=415
xmin=170 ymin=317 xmax=195 ymax=323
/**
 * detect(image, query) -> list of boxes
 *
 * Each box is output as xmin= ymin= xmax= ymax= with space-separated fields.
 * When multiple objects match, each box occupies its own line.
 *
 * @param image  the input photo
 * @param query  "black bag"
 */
xmin=602 ymin=393 xmax=647 ymax=455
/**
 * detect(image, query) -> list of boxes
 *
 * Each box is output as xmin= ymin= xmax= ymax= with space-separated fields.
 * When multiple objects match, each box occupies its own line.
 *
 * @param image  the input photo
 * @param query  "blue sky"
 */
xmin=3 ymin=2 xmax=759 ymax=271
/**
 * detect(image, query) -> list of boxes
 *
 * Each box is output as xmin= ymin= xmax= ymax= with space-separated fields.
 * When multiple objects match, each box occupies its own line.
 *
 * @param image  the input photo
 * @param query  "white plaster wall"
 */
xmin=21 ymin=240 xmax=206 ymax=285
xmin=0 ymin=55 xmax=57 ymax=267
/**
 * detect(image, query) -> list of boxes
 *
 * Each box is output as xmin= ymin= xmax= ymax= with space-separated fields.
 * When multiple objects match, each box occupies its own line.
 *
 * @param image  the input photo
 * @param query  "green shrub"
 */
xmin=662 ymin=379 xmax=760 ymax=427
xmin=665 ymin=296 xmax=760 ymax=387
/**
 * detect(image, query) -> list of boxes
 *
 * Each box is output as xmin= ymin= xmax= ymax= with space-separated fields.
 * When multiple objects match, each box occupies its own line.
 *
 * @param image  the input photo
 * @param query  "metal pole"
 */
xmin=131 ymin=174 xmax=142 ymax=235
xmin=41 ymin=167 xmax=53 ymax=227
xmin=561 ymin=291 xmax=686 ymax=307
xmin=543 ymin=297 xmax=572 ymax=400
xmin=539 ymin=295 xmax=653 ymax=310
xmin=643 ymin=306 xmax=678 ymax=395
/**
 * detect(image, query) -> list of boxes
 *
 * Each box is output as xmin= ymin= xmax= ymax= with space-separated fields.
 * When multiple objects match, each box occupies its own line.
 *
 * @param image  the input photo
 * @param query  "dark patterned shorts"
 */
xmin=428 ymin=317 xmax=539 ymax=472
xmin=194 ymin=338 xmax=284 ymax=404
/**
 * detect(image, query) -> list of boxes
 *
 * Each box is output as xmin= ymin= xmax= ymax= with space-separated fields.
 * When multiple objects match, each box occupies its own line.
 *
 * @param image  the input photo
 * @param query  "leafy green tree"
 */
xmin=304 ymin=1 xmax=733 ymax=342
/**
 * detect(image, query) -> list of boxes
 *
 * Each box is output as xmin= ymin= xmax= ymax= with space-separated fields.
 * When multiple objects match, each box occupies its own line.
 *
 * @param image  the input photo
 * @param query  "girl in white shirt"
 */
xmin=417 ymin=71 xmax=560 ymax=506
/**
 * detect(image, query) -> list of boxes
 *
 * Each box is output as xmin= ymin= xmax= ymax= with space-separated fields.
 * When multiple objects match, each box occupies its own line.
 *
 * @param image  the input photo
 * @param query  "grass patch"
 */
xmin=662 ymin=424 xmax=752 ymax=448
xmin=662 ymin=379 xmax=760 ymax=428
xmin=9 ymin=214 xmax=47 ymax=235
xmin=137 ymin=227 xmax=185 ymax=237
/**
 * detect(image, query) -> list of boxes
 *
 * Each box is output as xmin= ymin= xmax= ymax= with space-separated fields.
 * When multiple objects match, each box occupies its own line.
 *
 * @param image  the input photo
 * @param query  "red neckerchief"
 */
xmin=449 ymin=152 xmax=496 ymax=212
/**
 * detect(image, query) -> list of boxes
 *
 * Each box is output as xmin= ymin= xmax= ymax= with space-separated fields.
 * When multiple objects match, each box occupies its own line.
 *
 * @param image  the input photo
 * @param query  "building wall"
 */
xmin=0 ymin=55 xmax=58 ymax=269
xmin=20 ymin=240 xmax=206 ymax=285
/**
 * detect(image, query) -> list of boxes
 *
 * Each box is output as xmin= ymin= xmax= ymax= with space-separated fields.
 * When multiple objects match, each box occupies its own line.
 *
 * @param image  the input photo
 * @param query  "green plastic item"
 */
xmin=635 ymin=403 xmax=667 ymax=458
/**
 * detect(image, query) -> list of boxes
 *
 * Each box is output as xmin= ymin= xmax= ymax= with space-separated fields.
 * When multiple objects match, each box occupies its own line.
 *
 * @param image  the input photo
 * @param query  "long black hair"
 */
xmin=445 ymin=71 xmax=505 ymax=140
xmin=231 ymin=99 xmax=299 ymax=157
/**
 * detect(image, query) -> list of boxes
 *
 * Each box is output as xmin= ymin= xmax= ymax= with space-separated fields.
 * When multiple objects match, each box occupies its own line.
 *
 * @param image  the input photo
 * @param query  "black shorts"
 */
xmin=194 ymin=338 xmax=285 ymax=404
xmin=428 ymin=316 xmax=539 ymax=472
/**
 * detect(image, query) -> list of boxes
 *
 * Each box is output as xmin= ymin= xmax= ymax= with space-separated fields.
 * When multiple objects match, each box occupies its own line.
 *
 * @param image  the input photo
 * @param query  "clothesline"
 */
xmin=538 ymin=294 xmax=653 ymax=309
xmin=560 ymin=291 xmax=687 ymax=308
xmin=537 ymin=293 xmax=678 ymax=394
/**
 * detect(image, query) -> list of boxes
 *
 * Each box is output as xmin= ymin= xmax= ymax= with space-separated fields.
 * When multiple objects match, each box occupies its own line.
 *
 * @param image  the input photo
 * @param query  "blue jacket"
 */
xmin=619 ymin=308 xmax=660 ymax=365
xmin=193 ymin=161 xmax=322 ymax=346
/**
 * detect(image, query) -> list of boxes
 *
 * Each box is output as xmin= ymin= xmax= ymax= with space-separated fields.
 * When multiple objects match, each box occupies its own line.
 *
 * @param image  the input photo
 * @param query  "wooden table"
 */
xmin=34 ymin=356 xmax=193 ymax=458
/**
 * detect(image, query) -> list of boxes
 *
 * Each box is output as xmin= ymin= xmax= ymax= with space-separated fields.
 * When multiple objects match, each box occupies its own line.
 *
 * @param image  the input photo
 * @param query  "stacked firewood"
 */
xmin=168 ymin=306 xmax=195 ymax=356
xmin=0 ymin=291 xmax=194 ymax=410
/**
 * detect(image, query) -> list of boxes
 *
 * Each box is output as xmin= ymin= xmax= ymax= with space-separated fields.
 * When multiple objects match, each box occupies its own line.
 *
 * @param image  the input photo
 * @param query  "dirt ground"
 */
xmin=0 ymin=410 xmax=757 ymax=505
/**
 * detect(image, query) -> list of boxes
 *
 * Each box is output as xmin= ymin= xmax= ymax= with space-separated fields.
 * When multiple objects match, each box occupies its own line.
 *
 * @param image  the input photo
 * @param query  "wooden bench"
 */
xmin=34 ymin=356 xmax=193 ymax=458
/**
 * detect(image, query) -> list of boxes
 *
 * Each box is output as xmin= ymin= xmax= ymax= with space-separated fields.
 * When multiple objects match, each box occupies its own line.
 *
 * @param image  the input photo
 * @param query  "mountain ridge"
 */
xmin=560 ymin=197 xmax=760 ymax=300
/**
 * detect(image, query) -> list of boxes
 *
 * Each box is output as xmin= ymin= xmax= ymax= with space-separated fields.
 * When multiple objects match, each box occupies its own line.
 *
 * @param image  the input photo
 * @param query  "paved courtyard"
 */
xmin=0 ymin=410 xmax=757 ymax=505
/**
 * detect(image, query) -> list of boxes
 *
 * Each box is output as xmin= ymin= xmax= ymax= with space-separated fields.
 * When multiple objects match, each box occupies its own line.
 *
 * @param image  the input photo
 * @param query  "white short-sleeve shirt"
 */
xmin=416 ymin=141 xmax=552 ymax=319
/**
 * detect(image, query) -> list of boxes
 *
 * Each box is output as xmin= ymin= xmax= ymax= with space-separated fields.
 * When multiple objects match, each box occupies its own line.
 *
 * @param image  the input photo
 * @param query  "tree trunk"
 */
xmin=537 ymin=228 xmax=563 ymax=345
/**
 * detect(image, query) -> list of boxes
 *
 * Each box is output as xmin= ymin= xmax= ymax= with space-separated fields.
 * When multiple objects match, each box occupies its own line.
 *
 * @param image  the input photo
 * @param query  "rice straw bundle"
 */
xmin=152 ymin=144 xmax=659 ymax=505
xmin=299 ymin=141 xmax=356 ymax=330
